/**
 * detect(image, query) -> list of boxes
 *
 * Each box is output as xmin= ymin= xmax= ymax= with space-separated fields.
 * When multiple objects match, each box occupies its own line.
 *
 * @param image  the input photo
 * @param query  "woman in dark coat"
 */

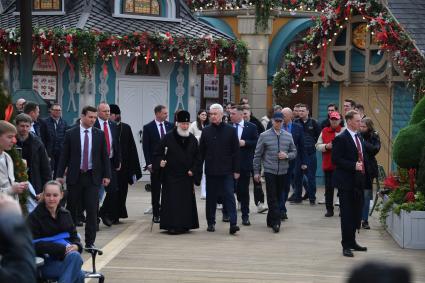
xmin=359 ymin=117 xmax=381 ymax=229
xmin=27 ymin=181 xmax=84 ymax=283
xmin=154 ymin=111 xmax=202 ymax=234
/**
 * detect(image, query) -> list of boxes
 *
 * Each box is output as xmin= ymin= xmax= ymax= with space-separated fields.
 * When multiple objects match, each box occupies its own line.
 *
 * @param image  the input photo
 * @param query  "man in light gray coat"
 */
xmin=253 ymin=112 xmax=296 ymax=233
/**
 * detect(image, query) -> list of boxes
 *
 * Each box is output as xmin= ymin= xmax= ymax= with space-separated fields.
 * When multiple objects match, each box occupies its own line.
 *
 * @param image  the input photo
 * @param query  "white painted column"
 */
xmin=237 ymin=15 xmax=272 ymax=118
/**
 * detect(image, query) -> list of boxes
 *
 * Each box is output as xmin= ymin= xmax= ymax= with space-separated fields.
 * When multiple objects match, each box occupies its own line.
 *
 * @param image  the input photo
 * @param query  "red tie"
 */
xmin=103 ymin=121 xmax=111 ymax=156
xmin=355 ymin=134 xmax=365 ymax=174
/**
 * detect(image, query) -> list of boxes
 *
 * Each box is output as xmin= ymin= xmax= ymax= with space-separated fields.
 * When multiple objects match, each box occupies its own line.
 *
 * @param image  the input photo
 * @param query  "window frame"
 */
xmin=33 ymin=0 xmax=62 ymax=12
xmin=122 ymin=0 xmax=161 ymax=17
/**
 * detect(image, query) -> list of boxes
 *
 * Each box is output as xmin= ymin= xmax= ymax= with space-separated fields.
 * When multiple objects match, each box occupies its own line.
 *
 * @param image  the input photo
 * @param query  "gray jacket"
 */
xmin=253 ymin=128 xmax=297 ymax=175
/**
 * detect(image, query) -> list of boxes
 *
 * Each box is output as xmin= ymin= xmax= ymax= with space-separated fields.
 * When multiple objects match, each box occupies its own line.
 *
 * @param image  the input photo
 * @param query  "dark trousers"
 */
xmin=100 ymin=159 xmax=119 ymax=220
xmin=324 ymin=170 xmax=335 ymax=212
xmin=235 ymin=171 xmax=250 ymax=221
xmin=67 ymin=171 xmax=98 ymax=246
xmin=251 ymin=171 xmax=265 ymax=205
xmin=51 ymin=150 xmax=61 ymax=179
xmin=206 ymin=175 xmax=237 ymax=226
xmin=264 ymin=172 xmax=286 ymax=227
xmin=150 ymin=170 xmax=161 ymax=217
xmin=294 ymin=152 xmax=317 ymax=201
xmin=279 ymin=160 xmax=295 ymax=212
xmin=338 ymin=189 xmax=363 ymax=249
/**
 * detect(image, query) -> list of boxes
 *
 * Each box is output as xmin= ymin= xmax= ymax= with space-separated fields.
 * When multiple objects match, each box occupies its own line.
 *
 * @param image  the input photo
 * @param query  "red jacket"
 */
xmin=319 ymin=125 xmax=343 ymax=171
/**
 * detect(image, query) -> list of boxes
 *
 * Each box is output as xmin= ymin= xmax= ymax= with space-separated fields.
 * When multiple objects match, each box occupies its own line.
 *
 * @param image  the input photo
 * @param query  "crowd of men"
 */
xmin=1 ymin=95 xmax=380 ymax=260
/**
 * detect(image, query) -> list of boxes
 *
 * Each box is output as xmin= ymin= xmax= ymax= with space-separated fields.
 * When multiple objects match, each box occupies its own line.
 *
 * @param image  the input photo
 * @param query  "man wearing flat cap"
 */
xmin=109 ymin=104 xmax=142 ymax=223
xmin=153 ymin=110 xmax=201 ymax=234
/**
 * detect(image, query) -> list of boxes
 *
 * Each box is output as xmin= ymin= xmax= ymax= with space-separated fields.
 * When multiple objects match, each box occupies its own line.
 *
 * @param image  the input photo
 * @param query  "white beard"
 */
xmin=176 ymin=127 xmax=190 ymax=137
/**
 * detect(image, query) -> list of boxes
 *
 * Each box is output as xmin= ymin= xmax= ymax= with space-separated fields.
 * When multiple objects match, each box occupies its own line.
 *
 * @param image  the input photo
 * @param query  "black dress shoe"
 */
xmin=309 ymin=200 xmax=316 ymax=206
xmin=290 ymin=199 xmax=302 ymax=204
xmin=325 ymin=210 xmax=334 ymax=217
xmin=343 ymin=248 xmax=354 ymax=257
xmin=96 ymin=223 xmax=99 ymax=232
xmin=207 ymin=224 xmax=215 ymax=232
xmin=242 ymin=219 xmax=251 ymax=226
xmin=272 ymin=224 xmax=280 ymax=233
xmin=229 ymin=225 xmax=240 ymax=235
xmin=112 ymin=219 xmax=123 ymax=225
xmin=85 ymin=244 xmax=97 ymax=250
xmin=287 ymin=194 xmax=295 ymax=202
xmin=302 ymin=193 xmax=309 ymax=200
xmin=280 ymin=212 xmax=288 ymax=220
xmin=362 ymin=221 xmax=371 ymax=230
xmin=76 ymin=221 xmax=84 ymax=227
xmin=222 ymin=215 xmax=230 ymax=222
xmin=153 ymin=216 xmax=160 ymax=223
xmin=101 ymin=216 xmax=113 ymax=227
xmin=351 ymin=243 xmax=367 ymax=251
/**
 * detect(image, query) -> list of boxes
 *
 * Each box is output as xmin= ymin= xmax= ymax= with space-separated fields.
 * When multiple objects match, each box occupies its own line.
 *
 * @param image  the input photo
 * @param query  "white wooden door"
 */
xmin=117 ymin=79 xmax=168 ymax=178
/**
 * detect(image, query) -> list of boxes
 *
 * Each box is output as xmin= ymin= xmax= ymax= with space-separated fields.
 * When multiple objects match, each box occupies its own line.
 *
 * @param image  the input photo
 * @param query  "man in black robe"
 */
xmin=109 ymin=104 xmax=143 ymax=223
xmin=154 ymin=110 xmax=201 ymax=234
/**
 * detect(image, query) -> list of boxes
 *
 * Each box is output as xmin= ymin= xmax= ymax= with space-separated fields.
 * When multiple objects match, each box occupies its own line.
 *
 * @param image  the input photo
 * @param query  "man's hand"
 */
xmin=56 ymin=178 xmax=65 ymax=185
xmin=278 ymin=151 xmax=288 ymax=160
xmin=326 ymin=142 xmax=333 ymax=150
xmin=160 ymin=160 xmax=167 ymax=168
xmin=239 ymin=140 xmax=246 ymax=147
xmin=36 ymin=193 xmax=43 ymax=201
xmin=102 ymin=178 xmax=110 ymax=187
xmin=188 ymin=170 xmax=193 ymax=176
xmin=234 ymin=173 xmax=240 ymax=180
xmin=12 ymin=182 xmax=28 ymax=194
xmin=65 ymin=244 xmax=79 ymax=255
xmin=147 ymin=164 xmax=153 ymax=173
xmin=254 ymin=174 xmax=261 ymax=183
xmin=116 ymin=163 xmax=121 ymax=171
xmin=355 ymin=162 xmax=364 ymax=171
xmin=301 ymin=165 xmax=307 ymax=170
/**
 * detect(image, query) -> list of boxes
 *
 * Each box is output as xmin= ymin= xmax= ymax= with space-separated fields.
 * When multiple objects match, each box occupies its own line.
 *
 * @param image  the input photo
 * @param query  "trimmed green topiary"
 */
xmin=409 ymin=96 xmax=425 ymax=125
xmin=393 ymin=119 xmax=425 ymax=168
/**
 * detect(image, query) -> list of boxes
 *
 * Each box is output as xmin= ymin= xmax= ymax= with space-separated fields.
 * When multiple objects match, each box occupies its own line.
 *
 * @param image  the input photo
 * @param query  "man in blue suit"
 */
xmin=279 ymin=108 xmax=305 ymax=219
xmin=332 ymin=110 xmax=369 ymax=257
xmin=229 ymin=105 xmax=258 ymax=226
xmin=142 ymin=105 xmax=173 ymax=223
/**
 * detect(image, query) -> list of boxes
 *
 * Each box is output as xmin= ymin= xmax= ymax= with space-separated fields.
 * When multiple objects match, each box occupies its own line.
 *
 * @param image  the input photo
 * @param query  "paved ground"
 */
xmin=79 ymin=182 xmax=425 ymax=283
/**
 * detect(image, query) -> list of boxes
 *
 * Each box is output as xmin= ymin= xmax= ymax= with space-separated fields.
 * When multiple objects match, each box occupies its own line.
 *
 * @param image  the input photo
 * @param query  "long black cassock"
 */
xmin=153 ymin=129 xmax=202 ymax=231
xmin=116 ymin=122 xmax=142 ymax=219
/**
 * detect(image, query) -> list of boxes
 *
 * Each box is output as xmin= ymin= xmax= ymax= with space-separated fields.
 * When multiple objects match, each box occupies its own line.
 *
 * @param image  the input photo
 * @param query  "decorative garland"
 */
xmin=0 ymin=28 xmax=249 ymax=93
xmin=271 ymin=0 xmax=425 ymax=102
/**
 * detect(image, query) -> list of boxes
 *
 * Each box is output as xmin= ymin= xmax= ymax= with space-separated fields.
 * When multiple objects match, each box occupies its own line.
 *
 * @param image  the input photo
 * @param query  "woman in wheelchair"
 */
xmin=27 ymin=180 xmax=85 ymax=283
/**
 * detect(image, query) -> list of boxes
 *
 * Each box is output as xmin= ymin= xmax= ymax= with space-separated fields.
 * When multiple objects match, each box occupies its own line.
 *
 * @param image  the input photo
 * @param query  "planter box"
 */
xmin=386 ymin=209 xmax=425 ymax=249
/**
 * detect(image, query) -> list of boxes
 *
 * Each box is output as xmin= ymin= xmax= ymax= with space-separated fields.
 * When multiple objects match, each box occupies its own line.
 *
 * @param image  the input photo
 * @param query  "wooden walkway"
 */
xmin=80 ymin=182 xmax=425 ymax=283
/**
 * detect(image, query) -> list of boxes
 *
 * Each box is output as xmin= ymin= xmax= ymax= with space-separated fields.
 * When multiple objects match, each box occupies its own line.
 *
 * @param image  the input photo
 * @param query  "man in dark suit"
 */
xmin=142 ymin=105 xmax=173 ymax=223
xmin=44 ymin=103 xmax=69 ymax=178
xmin=280 ymin=107 xmax=305 ymax=218
xmin=23 ymin=102 xmax=50 ymax=154
xmin=332 ymin=110 xmax=369 ymax=257
xmin=94 ymin=102 xmax=122 ymax=226
xmin=57 ymin=106 xmax=111 ymax=248
xmin=110 ymin=104 xmax=142 ymax=222
xmin=229 ymin=105 xmax=258 ymax=226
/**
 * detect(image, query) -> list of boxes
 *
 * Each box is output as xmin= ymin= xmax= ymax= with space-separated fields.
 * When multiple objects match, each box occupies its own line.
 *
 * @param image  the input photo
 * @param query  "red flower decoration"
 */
xmin=405 ymin=191 xmax=415 ymax=203
xmin=383 ymin=174 xmax=399 ymax=190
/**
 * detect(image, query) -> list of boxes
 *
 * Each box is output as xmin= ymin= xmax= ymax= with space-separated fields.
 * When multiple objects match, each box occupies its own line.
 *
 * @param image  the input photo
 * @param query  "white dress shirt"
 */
xmin=80 ymin=125 xmax=93 ymax=170
xmin=98 ymin=118 xmax=113 ymax=158
xmin=156 ymin=120 xmax=166 ymax=138
xmin=347 ymin=128 xmax=363 ymax=157
xmin=233 ymin=119 xmax=244 ymax=140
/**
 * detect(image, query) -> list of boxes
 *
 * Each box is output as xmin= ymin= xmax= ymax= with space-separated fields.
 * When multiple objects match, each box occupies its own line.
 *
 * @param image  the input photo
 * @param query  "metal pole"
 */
xmin=19 ymin=0 xmax=33 ymax=89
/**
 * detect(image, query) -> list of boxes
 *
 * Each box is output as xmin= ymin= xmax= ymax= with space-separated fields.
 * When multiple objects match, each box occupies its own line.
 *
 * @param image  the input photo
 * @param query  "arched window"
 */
xmin=123 ymin=0 xmax=160 ymax=16
xmin=125 ymin=57 xmax=160 ymax=76
xmin=32 ymin=55 xmax=58 ymax=102
xmin=33 ymin=0 xmax=61 ymax=10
